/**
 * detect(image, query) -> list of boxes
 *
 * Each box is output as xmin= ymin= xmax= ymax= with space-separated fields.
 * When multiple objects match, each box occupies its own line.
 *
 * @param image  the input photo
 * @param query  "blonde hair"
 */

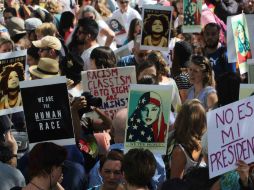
xmin=35 ymin=23 xmax=57 ymax=37
xmin=44 ymin=0 xmax=62 ymax=14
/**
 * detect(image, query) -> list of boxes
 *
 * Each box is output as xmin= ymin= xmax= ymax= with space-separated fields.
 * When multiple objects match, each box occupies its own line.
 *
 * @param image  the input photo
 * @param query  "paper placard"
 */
xmin=20 ymin=76 xmax=75 ymax=147
xmin=207 ymin=96 xmax=254 ymax=178
xmin=140 ymin=5 xmax=173 ymax=51
xmin=82 ymin=66 xmax=137 ymax=119
xmin=124 ymin=84 xmax=172 ymax=154
xmin=182 ymin=0 xmax=202 ymax=33
xmin=0 ymin=50 xmax=27 ymax=116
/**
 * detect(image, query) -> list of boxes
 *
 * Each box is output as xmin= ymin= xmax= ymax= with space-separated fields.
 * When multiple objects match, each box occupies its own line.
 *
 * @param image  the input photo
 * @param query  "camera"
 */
xmin=78 ymin=92 xmax=102 ymax=116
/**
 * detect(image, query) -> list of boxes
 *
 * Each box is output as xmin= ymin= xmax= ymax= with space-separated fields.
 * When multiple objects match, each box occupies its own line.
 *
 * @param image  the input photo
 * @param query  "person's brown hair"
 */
xmin=147 ymin=51 xmax=169 ymax=76
xmin=99 ymin=149 xmax=124 ymax=171
xmin=90 ymin=46 xmax=116 ymax=69
xmin=123 ymin=148 xmax=156 ymax=187
xmin=174 ymin=99 xmax=207 ymax=153
xmin=190 ymin=55 xmax=213 ymax=87
xmin=28 ymin=142 xmax=67 ymax=179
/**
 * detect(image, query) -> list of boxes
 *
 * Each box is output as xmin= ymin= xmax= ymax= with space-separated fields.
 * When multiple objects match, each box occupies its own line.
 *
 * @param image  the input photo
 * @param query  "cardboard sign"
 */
xmin=207 ymin=96 xmax=254 ymax=178
xmin=140 ymin=5 xmax=173 ymax=51
xmin=124 ymin=84 xmax=172 ymax=154
xmin=182 ymin=0 xmax=202 ymax=33
xmin=108 ymin=13 xmax=127 ymax=46
xmin=82 ymin=66 xmax=137 ymax=119
xmin=231 ymin=14 xmax=252 ymax=74
xmin=20 ymin=76 xmax=75 ymax=148
xmin=0 ymin=50 xmax=27 ymax=116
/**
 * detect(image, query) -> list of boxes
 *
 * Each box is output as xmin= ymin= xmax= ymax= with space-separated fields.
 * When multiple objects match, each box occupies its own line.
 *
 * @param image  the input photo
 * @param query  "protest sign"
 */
xmin=239 ymin=83 xmax=254 ymax=100
xmin=108 ymin=13 xmax=127 ymax=46
xmin=124 ymin=84 xmax=172 ymax=154
xmin=228 ymin=14 xmax=254 ymax=64
xmin=82 ymin=66 xmax=136 ymax=119
xmin=20 ymin=76 xmax=75 ymax=147
xmin=227 ymin=16 xmax=237 ymax=64
xmin=0 ymin=50 xmax=27 ymax=116
xmin=140 ymin=5 xmax=173 ymax=51
xmin=207 ymin=96 xmax=254 ymax=178
xmin=229 ymin=14 xmax=253 ymax=74
xmin=182 ymin=0 xmax=202 ymax=33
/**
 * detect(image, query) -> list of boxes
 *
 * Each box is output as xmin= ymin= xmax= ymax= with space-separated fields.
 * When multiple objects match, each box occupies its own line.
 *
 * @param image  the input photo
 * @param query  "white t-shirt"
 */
xmin=81 ymin=44 xmax=99 ymax=71
xmin=97 ymin=20 xmax=117 ymax=50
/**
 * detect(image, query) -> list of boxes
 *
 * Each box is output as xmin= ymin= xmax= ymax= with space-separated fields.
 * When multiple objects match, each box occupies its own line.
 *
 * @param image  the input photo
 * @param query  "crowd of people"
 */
xmin=0 ymin=0 xmax=254 ymax=190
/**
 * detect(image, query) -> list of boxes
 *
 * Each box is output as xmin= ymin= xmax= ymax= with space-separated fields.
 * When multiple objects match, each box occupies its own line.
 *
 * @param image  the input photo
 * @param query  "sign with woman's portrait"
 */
xmin=0 ymin=50 xmax=27 ymax=116
xmin=140 ymin=5 xmax=173 ymax=51
xmin=20 ymin=76 xmax=75 ymax=148
xmin=125 ymin=84 xmax=173 ymax=154
xmin=108 ymin=13 xmax=127 ymax=46
xmin=231 ymin=14 xmax=252 ymax=74
xmin=182 ymin=0 xmax=202 ymax=33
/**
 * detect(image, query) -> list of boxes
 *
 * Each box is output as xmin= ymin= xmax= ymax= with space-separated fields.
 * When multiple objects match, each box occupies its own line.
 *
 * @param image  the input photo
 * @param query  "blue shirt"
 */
xmin=207 ymin=46 xmax=236 ymax=81
xmin=88 ymin=143 xmax=166 ymax=190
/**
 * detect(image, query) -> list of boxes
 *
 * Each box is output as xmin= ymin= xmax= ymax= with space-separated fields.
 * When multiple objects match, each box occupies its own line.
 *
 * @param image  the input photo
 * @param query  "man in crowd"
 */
xmin=203 ymin=23 xmax=236 ymax=82
xmin=117 ymin=37 xmax=151 ymax=67
xmin=32 ymin=35 xmax=62 ymax=61
xmin=76 ymin=18 xmax=99 ymax=71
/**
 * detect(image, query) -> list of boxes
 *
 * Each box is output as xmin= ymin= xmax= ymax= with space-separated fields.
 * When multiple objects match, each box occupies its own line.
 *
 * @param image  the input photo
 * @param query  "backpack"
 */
xmin=60 ymin=41 xmax=84 ymax=84
xmin=163 ymin=130 xmax=177 ymax=179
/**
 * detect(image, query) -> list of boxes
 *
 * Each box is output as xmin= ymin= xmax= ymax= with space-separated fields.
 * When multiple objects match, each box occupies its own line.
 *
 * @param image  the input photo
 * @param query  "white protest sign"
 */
xmin=207 ymin=96 xmax=254 ymax=178
xmin=82 ymin=66 xmax=136 ymax=119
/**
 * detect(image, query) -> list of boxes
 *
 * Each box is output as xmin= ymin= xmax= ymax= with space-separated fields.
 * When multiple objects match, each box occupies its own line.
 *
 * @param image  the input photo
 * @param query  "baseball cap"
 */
xmin=25 ymin=18 xmax=42 ymax=31
xmin=32 ymin=35 xmax=62 ymax=50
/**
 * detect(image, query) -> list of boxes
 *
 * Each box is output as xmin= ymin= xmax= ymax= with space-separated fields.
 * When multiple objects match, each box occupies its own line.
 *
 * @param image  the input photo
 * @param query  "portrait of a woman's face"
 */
xmin=140 ymin=103 xmax=160 ymax=125
xmin=237 ymin=24 xmax=245 ymax=42
xmin=189 ymin=2 xmax=197 ymax=15
xmin=152 ymin=20 xmax=163 ymax=34
xmin=111 ymin=20 xmax=119 ymax=30
xmin=8 ymin=71 xmax=19 ymax=89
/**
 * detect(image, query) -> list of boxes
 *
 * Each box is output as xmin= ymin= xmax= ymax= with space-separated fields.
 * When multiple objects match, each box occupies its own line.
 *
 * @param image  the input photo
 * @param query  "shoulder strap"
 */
xmin=195 ymin=152 xmax=203 ymax=168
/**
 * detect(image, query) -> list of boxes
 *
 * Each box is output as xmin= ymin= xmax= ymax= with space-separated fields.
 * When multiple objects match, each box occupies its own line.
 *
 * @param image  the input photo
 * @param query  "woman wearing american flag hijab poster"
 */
xmin=125 ymin=84 xmax=172 ymax=154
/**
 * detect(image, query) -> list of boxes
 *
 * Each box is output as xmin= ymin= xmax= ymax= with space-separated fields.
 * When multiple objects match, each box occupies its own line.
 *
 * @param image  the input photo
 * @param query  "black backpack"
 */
xmin=60 ymin=40 xmax=84 ymax=85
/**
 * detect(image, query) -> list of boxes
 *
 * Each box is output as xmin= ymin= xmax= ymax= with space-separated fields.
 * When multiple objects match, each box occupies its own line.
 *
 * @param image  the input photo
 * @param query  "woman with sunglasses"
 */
xmin=186 ymin=55 xmax=218 ymax=111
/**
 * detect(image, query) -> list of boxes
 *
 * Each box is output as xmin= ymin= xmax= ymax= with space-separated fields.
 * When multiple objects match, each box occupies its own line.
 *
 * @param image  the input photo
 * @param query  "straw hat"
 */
xmin=29 ymin=58 xmax=60 ymax=79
